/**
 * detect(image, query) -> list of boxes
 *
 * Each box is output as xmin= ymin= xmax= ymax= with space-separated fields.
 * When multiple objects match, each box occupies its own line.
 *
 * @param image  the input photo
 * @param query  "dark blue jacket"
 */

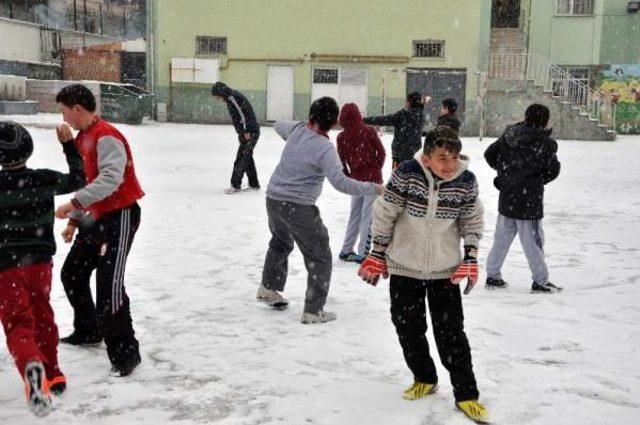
xmin=211 ymin=82 xmax=260 ymax=136
xmin=485 ymin=123 xmax=560 ymax=220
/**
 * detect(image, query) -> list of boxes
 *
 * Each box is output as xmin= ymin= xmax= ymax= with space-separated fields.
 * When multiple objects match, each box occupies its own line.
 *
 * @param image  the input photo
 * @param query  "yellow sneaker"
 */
xmin=456 ymin=399 xmax=489 ymax=423
xmin=402 ymin=382 xmax=437 ymax=400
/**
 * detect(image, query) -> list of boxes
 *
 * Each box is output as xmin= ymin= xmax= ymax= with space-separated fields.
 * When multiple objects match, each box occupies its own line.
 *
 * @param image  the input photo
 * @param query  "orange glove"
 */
xmin=451 ymin=246 xmax=479 ymax=295
xmin=358 ymin=251 xmax=389 ymax=286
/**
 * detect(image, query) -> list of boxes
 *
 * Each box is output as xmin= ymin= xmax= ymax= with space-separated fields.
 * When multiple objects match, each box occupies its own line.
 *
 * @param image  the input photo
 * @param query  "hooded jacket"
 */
xmin=484 ymin=122 xmax=560 ymax=220
xmin=371 ymin=152 xmax=484 ymax=281
xmin=211 ymin=82 xmax=260 ymax=136
xmin=336 ymin=103 xmax=386 ymax=184
xmin=437 ymin=113 xmax=461 ymax=132
xmin=363 ymin=107 xmax=424 ymax=163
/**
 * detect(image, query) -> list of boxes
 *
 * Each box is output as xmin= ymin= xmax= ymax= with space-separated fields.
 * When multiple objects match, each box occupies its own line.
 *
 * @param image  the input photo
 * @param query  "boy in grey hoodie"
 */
xmin=257 ymin=97 xmax=384 ymax=324
xmin=358 ymin=127 xmax=489 ymax=423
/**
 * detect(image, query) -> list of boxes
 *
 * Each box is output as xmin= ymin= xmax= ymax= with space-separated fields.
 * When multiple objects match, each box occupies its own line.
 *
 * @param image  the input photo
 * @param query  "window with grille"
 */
xmin=563 ymin=67 xmax=590 ymax=83
xmin=557 ymin=0 xmax=594 ymax=15
xmin=313 ymin=68 xmax=339 ymax=84
xmin=412 ymin=40 xmax=445 ymax=58
xmin=196 ymin=36 xmax=227 ymax=55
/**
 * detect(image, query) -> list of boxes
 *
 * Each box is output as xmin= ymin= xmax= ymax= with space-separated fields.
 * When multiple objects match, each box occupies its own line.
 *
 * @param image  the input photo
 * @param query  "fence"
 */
xmin=0 ymin=0 xmax=143 ymax=38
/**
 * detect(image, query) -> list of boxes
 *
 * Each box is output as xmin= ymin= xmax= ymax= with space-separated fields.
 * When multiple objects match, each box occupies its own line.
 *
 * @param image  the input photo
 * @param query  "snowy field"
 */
xmin=1 ymin=115 xmax=639 ymax=425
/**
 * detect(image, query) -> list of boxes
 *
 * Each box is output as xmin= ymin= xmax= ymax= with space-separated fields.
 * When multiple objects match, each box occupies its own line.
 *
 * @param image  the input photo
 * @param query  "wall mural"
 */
xmin=596 ymin=64 xmax=640 ymax=135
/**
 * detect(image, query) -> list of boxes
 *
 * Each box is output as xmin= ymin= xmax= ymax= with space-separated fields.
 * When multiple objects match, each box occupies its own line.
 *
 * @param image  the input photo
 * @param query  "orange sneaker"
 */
xmin=48 ymin=374 xmax=67 ymax=395
xmin=24 ymin=361 xmax=51 ymax=417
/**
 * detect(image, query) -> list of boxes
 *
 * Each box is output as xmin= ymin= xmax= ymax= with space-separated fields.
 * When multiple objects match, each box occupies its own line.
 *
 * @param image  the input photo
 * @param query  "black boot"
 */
xmin=485 ymin=277 xmax=508 ymax=289
xmin=60 ymin=331 xmax=103 ymax=346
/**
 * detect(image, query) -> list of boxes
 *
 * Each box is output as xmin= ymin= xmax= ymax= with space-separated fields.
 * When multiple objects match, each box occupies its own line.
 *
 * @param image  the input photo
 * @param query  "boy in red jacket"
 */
xmin=54 ymin=84 xmax=145 ymax=377
xmin=337 ymin=103 xmax=386 ymax=263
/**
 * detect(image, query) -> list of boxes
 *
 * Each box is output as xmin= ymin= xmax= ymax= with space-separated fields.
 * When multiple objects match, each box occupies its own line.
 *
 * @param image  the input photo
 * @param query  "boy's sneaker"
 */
xmin=456 ymin=399 xmax=489 ymax=423
xmin=531 ymin=281 xmax=563 ymax=293
xmin=249 ymin=185 xmax=261 ymax=191
xmin=60 ymin=332 xmax=102 ymax=346
xmin=256 ymin=285 xmax=289 ymax=308
xmin=48 ymin=374 xmax=67 ymax=395
xmin=485 ymin=277 xmax=508 ymax=289
xmin=402 ymin=382 xmax=437 ymax=400
xmin=224 ymin=187 xmax=241 ymax=194
xmin=300 ymin=310 xmax=337 ymax=324
xmin=339 ymin=251 xmax=361 ymax=263
xmin=24 ymin=361 xmax=51 ymax=417
xmin=109 ymin=357 xmax=141 ymax=377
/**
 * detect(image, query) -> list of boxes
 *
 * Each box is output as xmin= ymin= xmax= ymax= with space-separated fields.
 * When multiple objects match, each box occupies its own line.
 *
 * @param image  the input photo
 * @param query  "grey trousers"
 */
xmin=486 ymin=214 xmax=549 ymax=284
xmin=340 ymin=194 xmax=376 ymax=256
xmin=261 ymin=198 xmax=332 ymax=314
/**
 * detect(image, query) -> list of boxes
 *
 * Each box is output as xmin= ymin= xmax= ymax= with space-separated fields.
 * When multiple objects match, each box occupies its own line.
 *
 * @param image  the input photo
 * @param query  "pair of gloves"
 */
xmin=357 ymin=246 xmax=479 ymax=295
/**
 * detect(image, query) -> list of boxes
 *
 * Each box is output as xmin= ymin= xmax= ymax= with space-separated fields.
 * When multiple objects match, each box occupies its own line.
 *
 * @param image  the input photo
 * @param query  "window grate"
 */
xmin=313 ymin=68 xmax=339 ymax=84
xmin=412 ymin=40 xmax=445 ymax=58
xmin=196 ymin=36 xmax=227 ymax=55
xmin=557 ymin=0 xmax=594 ymax=15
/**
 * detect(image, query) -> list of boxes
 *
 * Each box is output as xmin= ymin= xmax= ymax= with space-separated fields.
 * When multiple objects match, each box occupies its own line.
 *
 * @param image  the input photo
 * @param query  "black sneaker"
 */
xmin=60 ymin=332 xmax=103 ymax=346
xmin=339 ymin=251 xmax=360 ymax=263
xmin=109 ymin=357 xmax=141 ymax=377
xmin=485 ymin=277 xmax=508 ymax=289
xmin=531 ymin=282 xmax=563 ymax=293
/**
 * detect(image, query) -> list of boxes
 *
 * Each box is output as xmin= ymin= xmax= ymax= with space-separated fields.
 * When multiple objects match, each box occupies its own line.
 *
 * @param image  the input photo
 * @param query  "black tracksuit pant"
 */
xmin=61 ymin=203 xmax=141 ymax=369
xmin=230 ymin=133 xmax=260 ymax=189
xmin=390 ymin=275 xmax=479 ymax=401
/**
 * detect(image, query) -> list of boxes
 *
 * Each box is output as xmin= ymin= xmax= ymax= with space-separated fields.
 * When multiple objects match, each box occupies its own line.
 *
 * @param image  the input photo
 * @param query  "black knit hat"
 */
xmin=0 ymin=121 xmax=33 ymax=166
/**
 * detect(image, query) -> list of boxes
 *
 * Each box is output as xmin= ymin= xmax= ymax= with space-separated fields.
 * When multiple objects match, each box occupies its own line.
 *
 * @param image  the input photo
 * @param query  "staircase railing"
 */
xmin=489 ymin=51 xmax=615 ymax=131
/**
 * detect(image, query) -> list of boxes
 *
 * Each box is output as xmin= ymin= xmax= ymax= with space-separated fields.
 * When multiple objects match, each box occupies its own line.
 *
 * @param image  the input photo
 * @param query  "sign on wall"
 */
xmin=596 ymin=64 xmax=640 ymax=135
xmin=171 ymin=58 xmax=220 ymax=84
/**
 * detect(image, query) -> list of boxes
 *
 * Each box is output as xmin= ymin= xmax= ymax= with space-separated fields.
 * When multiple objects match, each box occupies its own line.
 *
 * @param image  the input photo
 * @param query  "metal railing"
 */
xmin=490 ymin=51 xmax=615 ymax=131
xmin=0 ymin=0 xmax=143 ymax=38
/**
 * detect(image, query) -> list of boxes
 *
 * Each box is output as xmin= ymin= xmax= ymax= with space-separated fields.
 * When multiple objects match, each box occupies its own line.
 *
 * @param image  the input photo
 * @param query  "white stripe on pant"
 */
xmin=112 ymin=209 xmax=131 ymax=314
xmin=340 ymin=194 xmax=377 ymax=257
xmin=486 ymin=213 xmax=550 ymax=284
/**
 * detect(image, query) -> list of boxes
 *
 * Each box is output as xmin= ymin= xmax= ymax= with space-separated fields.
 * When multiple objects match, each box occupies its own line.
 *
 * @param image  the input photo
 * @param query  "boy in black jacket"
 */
xmin=364 ymin=92 xmax=425 ymax=169
xmin=437 ymin=98 xmax=461 ymax=132
xmin=0 ymin=122 xmax=85 ymax=416
xmin=211 ymin=82 xmax=261 ymax=193
xmin=484 ymin=104 xmax=561 ymax=293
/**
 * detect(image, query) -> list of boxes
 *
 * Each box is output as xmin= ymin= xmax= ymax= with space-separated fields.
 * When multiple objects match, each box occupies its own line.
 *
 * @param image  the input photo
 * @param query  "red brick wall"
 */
xmin=62 ymin=49 xmax=122 ymax=83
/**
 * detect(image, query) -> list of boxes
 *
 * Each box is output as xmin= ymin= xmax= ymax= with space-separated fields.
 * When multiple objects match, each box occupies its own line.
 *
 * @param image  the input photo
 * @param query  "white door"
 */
xmin=339 ymin=68 xmax=368 ymax=115
xmin=267 ymin=66 xmax=294 ymax=121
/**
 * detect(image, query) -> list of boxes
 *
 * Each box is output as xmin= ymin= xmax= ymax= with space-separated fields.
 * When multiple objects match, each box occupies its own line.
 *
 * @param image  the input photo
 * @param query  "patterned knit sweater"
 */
xmin=371 ymin=152 xmax=484 ymax=280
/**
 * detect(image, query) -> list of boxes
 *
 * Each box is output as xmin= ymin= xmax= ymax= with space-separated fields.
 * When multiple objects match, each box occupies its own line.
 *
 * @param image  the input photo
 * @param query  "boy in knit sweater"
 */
xmin=358 ymin=127 xmax=489 ymax=423
xmin=0 ymin=122 xmax=85 ymax=416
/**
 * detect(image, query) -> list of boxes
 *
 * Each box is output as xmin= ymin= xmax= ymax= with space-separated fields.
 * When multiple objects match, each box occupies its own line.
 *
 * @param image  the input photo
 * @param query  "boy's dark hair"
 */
xmin=406 ymin=91 xmax=424 ymax=109
xmin=524 ymin=104 xmax=550 ymax=129
xmin=309 ymin=97 xmax=339 ymax=132
xmin=56 ymin=84 xmax=97 ymax=112
xmin=442 ymin=98 xmax=458 ymax=113
xmin=423 ymin=126 xmax=462 ymax=155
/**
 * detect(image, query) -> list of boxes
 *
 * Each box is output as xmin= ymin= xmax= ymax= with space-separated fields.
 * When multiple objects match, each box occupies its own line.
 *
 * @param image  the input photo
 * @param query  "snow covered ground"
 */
xmin=1 ymin=115 xmax=639 ymax=425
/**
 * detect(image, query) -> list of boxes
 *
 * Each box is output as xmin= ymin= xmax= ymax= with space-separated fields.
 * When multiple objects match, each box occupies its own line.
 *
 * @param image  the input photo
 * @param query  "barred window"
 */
xmin=313 ymin=68 xmax=339 ymax=84
xmin=196 ymin=36 xmax=227 ymax=55
xmin=563 ymin=67 xmax=590 ymax=82
xmin=412 ymin=40 xmax=445 ymax=58
xmin=557 ymin=0 xmax=594 ymax=15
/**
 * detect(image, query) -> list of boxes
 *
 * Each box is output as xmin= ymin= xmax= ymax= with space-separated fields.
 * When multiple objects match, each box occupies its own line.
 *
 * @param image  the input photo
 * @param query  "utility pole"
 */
xmin=83 ymin=0 xmax=87 ymax=32
xmin=73 ymin=0 xmax=78 ymax=31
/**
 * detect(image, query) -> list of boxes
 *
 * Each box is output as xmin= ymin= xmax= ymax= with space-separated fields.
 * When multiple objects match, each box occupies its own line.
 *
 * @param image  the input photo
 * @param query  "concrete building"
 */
xmin=147 ymin=0 xmax=492 ymax=133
